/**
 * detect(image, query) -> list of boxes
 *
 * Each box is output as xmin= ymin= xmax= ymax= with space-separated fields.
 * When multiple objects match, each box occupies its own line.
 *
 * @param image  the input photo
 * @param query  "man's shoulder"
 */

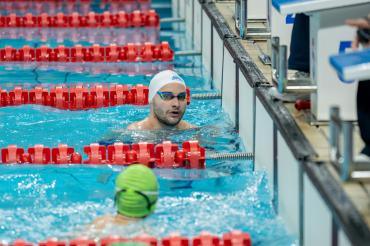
xmin=178 ymin=121 xmax=198 ymax=130
xmin=89 ymin=215 xmax=114 ymax=230
xmin=127 ymin=122 xmax=140 ymax=130
xmin=127 ymin=118 xmax=150 ymax=130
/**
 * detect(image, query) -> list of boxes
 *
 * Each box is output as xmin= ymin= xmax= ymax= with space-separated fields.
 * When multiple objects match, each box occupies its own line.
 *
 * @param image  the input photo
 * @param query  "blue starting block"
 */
xmin=330 ymin=48 xmax=370 ymax=82
xmin=272 ymin=0 xmax=367 ymax=14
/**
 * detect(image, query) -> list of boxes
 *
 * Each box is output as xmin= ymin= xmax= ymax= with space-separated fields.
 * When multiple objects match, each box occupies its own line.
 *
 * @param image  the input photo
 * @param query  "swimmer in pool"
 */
xmin=89 ymin=164 xmax=159 ymax=230
xmin=127 ymin=70 xmax=196 ymax=130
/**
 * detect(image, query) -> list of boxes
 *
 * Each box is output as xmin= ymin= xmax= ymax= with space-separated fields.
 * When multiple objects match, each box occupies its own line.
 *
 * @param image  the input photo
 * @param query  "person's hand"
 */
xmin=346 ymin=18 xmax=370 ymax=29
xmin=346 ymin=17 xmax=370 ymax=49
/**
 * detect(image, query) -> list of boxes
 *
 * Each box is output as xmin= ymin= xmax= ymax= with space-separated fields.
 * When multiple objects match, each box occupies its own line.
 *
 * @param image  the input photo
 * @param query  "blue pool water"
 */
xmin=0 ymin=2 xmax=296 ymax=245
xmin=0 ymin=97 xmax=296 ymax=245
xmin=0 ymin=166 xmax=294 ymax=245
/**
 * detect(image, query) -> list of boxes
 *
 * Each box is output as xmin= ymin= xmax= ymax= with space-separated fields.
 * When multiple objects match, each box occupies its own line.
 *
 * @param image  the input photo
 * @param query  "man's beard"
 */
xmin=153 ymin=107 xmax=184 ymax=127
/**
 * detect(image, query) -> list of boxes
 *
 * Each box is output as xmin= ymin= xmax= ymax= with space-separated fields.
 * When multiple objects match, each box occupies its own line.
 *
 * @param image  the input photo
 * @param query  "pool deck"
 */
xmin=215 ymin=0 xmax=370 ymax=232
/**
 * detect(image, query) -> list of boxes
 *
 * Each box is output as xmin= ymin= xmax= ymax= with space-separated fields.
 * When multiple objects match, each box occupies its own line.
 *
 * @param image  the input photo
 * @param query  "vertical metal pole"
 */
xmin=278 ymin=45 xmax=287 ymax=93
xmin=342 ymin=121 xmax=353 ymax=181
xmin=331 ymin=218 xmax=339 ymax=246
xmin=235 ymin=66 xmax=240 ymax=132
xmin=329 ymin=106 xmax=340 ymax=163
xmin=273 ymin=123 xmax=278 ymax=213
xmin=192 ymin=0 xmax=195 ymax=43
xmin=267 ymin=0 xmax=272 ymax=30
xmin=211 ymin=23 xmax=214 ymax=89
xmin=200 ymin=2 xmax=203 ymax=55
xmin=271 ymin=37 xmax=279 ymax=71
xmin=252 ymin=87 xmax=256 ymax=171
xmin=299 ymin=165 xmax=304 ymax=246
xmin=177 ymin=0 xmax=180 ymax=18
xmin=240 ymin=0 xmax=247 ymax=38
xmin=235 ymin=0 xmax=240 ymax=35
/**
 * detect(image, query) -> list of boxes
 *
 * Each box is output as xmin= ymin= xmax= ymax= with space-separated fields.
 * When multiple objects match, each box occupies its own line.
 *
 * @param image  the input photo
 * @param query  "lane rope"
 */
xmin=0 ymin=10 xmax=159 ymax=28
xmin=0 ymin=42 xmax=174 ymax=63
xmin=7 ymin=231 xmax=252 ymax=246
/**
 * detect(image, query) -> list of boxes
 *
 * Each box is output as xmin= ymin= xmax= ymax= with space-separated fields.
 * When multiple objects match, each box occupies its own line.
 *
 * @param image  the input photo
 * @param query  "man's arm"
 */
xmin=346 ymin=15 xmax=370 ymax=49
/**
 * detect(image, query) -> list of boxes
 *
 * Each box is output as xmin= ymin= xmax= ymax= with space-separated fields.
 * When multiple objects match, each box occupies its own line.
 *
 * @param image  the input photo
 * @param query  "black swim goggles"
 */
xmin=156 ymin=91 xmax=187 ymax=101
xmin=114 ymin=188 xmax=158 ymax=211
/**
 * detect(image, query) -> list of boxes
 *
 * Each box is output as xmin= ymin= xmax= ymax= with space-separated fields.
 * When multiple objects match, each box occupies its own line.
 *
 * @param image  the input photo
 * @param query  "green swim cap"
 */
xmin=115 ymin=164 xmax=159 ymax=218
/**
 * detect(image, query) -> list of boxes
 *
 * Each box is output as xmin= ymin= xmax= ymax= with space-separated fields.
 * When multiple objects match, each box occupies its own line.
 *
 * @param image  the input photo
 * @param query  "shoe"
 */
xmin=268 ymin=87 xmax=310 ymax=102
xmin=292 ymin=71 xmax=310 ymax=79
xmin=354 ymin=153 xmax=370 ymax=163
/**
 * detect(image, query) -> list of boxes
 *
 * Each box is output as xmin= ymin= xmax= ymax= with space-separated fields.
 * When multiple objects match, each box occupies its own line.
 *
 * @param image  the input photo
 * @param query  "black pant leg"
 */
xmin=357 ymin=80 xmax=370 ymax=156
xmin=288 ymin=14 xmax=310 ymax=73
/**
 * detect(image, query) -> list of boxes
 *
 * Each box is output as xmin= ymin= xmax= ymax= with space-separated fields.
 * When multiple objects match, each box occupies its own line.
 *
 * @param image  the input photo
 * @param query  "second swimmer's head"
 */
xmin=149 ymin=70 xmax=188 ymax=127
xmin=115 ymin=164 xmax=159 ymax=218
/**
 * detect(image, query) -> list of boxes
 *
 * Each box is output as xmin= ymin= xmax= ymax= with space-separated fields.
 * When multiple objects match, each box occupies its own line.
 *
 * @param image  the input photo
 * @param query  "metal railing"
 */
xmin=329 ymin=106 xmax=370 ymax=181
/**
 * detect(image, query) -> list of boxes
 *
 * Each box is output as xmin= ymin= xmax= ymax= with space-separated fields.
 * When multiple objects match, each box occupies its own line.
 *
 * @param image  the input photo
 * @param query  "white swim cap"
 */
xmin=148 ymin=70 xmax=186 ymax=102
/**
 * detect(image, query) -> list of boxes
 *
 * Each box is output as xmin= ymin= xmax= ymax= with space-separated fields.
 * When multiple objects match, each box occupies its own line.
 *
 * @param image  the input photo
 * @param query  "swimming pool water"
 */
xmin=0 ymin=3 xmax=297 ymax=245
xmin=0 ymin=165 xmax=295 ymax=245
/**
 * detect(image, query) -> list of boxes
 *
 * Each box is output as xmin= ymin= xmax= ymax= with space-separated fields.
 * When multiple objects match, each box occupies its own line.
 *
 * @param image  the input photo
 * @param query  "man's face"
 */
xmin=151 ymin=83 xmax=187 ymax=127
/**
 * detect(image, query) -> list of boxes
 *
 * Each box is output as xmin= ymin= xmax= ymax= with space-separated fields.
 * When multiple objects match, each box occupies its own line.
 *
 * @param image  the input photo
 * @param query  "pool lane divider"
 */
xmin=0 ymin=0 xmax=151 ymax=3
xmin=0 ymin=85 xmax=223 ymax=110
xmin=0 ymin=28 xmax=159 ymax=45
xmin=0 ymin=85 xmax=191 ymax=110
xmin=0 ymin=42 xmax=173 ymax=62
xmin=0 ymin=10 xmax=159 ymax=28
xmin=6 ymin=231 xmax=251 ymax=246
xmin=0 ymin=141 xmax=254 ymax=167
xmin=0 ymin=141 xmax=206 ymax=168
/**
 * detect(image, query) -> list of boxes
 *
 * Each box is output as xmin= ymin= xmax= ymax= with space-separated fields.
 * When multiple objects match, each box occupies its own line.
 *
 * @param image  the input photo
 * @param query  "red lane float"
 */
xmin=83 ymin=143 xmax=107 ymax=164
xmin=131 ymin=142 xmax=155 ymax=167
xmin=183 ymin=140 xmax=206 ymax=169
xmin=0 ymin=10 xmax=159 ymax=28
xmin=223 ymin=231 xmax=252 ymax=246
xmin=29 ymin=87 xmax=48 ymax=105
xmin=109 ymin=85 xmax=130 ymax=106
xmin=132 ymin=235 xmax=158 ymax=246
xmin=52 ymin=144 xmax=80 ymax=164
xmin=0 ymin=42 xmax=173 ymax=62
xmin=28 ymin=144 xmax=51 ymax=164
xmin=69 ymin=239 xmax=96 ymax=246
xmin=155 ymin=141 xmax=180 ymax=168
xmin=0 ymin=85 xmax=191 ymax=110
xmin=39 ymin=238 xmax=67 ymax=246
xmin=1 ymin=144 xmax=24 ymax=163
xmin=10 ymin=239 xmax=33 ymax=246
xmin=107 ymin=142 xmax=131 ymax=165
xmin=9 ymin=86 xmax=28 ymax=105
xmin=50 ymin=86 xmax=69 ymax=109
xmin=162 ymin=235 xmax=189 ymax=246
xmin=0 ymin=141 xmax=205 ymax=169
xmin=100 ymin=237 xmax=126 ymax=246
xmin=99 ymin=235 xmax=157 ymax=246
xmin=193 ymin=233 xmax=220 ymax=246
